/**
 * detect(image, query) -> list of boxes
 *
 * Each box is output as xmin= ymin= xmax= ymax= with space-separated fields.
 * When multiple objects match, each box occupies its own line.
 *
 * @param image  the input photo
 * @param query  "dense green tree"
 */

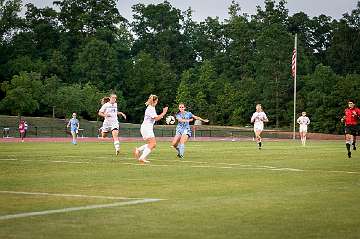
xmin=0 ymin=0 xmax=22 ymax=42
xmin=326 ymin=2 xmax=360 ymax=74
xmin=131 ymin=1 xmax=194 ymax=72
xmin=251 ymin=0 xmax=293 ymax=128
xmin=0 ymin=71 xmax=44 ymax=116
xmin=73 ymin=38 xmax=120 ymax=90
xmin=123 ymin=51 xmax=176 ymax=122
xmin=0 ymin=0 xmax=360 ymax=134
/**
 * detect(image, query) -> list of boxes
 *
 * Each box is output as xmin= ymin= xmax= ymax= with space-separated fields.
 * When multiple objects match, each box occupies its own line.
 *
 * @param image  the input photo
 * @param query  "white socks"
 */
xmin=139 ymin=146 xmax=151 ymax=160
xmin=114 ymin=140 xmax=120 ymax=151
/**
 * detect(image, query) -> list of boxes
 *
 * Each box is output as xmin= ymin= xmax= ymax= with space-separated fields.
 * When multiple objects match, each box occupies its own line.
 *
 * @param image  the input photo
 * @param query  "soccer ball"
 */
xmin=165 ymin=115 xmax=175 ymax=125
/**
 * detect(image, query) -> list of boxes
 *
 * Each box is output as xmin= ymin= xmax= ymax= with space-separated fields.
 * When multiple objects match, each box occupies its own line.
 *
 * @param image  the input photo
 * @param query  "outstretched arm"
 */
xmin=118 ymin=111 xmax=127 ymax=120
xmin=154 ymin=107 xmax=168 ymax=121
xmin=193 ymin=115 xmax=209 ymax=123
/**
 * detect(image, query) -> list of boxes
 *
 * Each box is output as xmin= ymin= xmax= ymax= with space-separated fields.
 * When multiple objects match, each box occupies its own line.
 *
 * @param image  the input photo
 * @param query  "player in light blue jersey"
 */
xmin=171 ymin=103 xmax=209 ymax=159
xmin=67 ymin=112 xmax=79 ymax=145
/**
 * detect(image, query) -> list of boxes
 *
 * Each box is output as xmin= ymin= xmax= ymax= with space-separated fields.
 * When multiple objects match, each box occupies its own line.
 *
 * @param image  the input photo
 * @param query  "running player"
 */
xmin=98 ymin=94 xmax=126 ymax=156
xmin=67 ymin=112 xmax=79 ymax=145
xmin=251 ymin=104 xmax=269 ymax=149
xmin=18 ymin=120 xmax=26 ymax=142
xmin=341 ymin=100 xmax=360 ymax=158
xmin=171 ymin=103 xmax=209 ymax=159
xmin=99 ymin=96 xmax=110 ymax=138
xmin=297 ymin=111 xmax=310 ymax=146
xmin=134 ymin=94 xmax=168 ymax=163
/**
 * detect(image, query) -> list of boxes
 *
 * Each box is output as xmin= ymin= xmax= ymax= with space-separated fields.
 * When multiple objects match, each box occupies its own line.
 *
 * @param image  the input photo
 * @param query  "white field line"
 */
xmin=1 ymin=158 xmax=360 ymax=175
xmin=0 ymin=199 xmax=162 ymax=221
xmin=0 ymin=190 xmax=152 ymax=200
xmin=0 ymin=191 xmax=164 ymax=221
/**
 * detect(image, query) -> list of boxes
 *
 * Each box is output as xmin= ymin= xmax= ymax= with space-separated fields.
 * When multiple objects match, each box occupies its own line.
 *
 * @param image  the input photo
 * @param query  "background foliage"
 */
xmin=1 ymin=0 xmax=360 ymax=133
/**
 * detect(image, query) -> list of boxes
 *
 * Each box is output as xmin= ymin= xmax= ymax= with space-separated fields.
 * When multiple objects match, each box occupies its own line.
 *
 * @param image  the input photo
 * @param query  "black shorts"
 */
xmin=345 ymin=125 xmax=359 ymax=136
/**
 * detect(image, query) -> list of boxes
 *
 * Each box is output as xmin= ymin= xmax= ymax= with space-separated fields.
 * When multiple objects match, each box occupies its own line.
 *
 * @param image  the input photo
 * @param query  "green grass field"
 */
xmin=1 ymin=140 xmax=360 ymax=239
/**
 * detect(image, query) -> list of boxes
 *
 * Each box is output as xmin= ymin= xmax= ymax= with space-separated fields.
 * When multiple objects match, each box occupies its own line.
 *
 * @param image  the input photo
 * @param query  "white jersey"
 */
xmin=251 ymin=111 xmax=268 ymax=132
xmin=297 ymin=116 xmax=310 ymax=132
xmin=141 ymin=105 xmax=158 ymax=127
xmin=251 ymin=112 xmax=268 ymax=124
xmin=297 ymin=116 xmax=310 ymax=126
xmin=140 ymin=105 xmax=158 ymax=139
xmin=99 ymin=102 xmax=119 ymax=124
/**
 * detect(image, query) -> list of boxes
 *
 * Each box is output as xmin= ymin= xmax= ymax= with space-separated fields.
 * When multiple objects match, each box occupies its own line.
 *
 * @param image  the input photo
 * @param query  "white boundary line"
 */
xmin=0 ymin=199 xmax=161 ymax=220
xmin=1 ymin=157 xmax=360 ymax=175
xmin=0 ymin=190 xmax=151 ymax=200
xmin=0 ymin=191 xmax=164 ymax=221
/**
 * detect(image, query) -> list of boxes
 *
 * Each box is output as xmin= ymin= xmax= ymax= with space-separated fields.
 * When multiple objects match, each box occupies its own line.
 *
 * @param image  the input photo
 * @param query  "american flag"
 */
xmin=291 ymin=48 xmax=296 ymax=78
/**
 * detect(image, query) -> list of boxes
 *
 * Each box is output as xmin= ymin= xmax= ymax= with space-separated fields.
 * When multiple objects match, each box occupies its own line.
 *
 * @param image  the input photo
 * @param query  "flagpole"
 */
xmin=293 ymin=34 xmax=297 ymax=140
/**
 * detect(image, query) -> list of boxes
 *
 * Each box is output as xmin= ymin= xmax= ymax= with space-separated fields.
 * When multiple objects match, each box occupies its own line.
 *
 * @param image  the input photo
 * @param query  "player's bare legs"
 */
xmin=345 ymin=133 xmax=353 ymax=158
xmin=171 ymin=135 xmax=181 ymax=157
xmin=353 ymin=135 xmax=357 ymax=150
xmin=112 ymin=129 xmax=120 ymax=156
xmin=177 ymin=134 xmax=189 ymax=159
xmin=137 ymin=137 xmax=156 ymax=163
xmin=255 ymin=130 xmax=262 ymax=149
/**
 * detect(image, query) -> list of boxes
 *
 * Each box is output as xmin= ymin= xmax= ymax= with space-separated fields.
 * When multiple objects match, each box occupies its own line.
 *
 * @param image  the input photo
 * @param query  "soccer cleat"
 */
xmin=139 ymin=158 xmax=150 ymax=164
xmin=134 ymin=148 xmax=140 ymax=160
xmin=116 ymin=149 xmax=119 ymax=156
xmin=179 ymin=155 xmax=184 ymax=160
xmin=353 ymin=145 xmax=357 ymax=151
xmin=348 ymin=151 xmax=352 ymax=158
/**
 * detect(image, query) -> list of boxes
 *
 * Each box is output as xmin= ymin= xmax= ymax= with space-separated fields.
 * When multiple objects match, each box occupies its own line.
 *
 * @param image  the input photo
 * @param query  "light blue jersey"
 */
xmin=176 ymin=111 xmax=193 ymax=136
xmin=69 ymin=118 xmax=79 ymax=132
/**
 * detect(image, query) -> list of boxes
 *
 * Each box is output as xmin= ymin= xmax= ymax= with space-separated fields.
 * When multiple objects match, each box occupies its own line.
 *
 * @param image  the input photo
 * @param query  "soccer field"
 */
xmin=1 ymin=140 xmax=360 ymax=239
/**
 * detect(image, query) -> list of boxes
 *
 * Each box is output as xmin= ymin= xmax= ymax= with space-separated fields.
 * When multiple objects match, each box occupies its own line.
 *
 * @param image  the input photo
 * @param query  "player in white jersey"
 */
xmin=251 ymin=104 xmax=269 ymax=149
xmin=98 ymin=94 xmax=127 ymax=156
xmin=134 ymin=94 xmax=168 ymax=163
xmin=297 ymin=111 xmax=310 ymax=146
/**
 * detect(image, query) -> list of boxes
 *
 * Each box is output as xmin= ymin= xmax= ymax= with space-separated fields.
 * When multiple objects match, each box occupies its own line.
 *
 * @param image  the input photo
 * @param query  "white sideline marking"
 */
xmin=0 ymin=191 xmax=164 ymax=221
xmin=271 ymin=168 xmax=304 ymax=172
xmin=0 ymin=199 xmax=162 ymax=220
xmin=1 ymin=158 xmax=360 ymax=175
xmin=0 ymin=190 xmax=147 ymax=200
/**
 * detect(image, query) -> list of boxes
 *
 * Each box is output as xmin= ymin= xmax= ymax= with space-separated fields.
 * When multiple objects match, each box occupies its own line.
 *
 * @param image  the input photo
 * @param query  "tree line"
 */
xmin=0 ymin=0 xmax=360 ymax=133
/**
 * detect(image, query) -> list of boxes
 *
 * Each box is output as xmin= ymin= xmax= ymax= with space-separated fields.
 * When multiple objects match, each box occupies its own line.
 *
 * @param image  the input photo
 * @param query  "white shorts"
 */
xmin=102 ymin=121 xmax=119 ymax=133
xmin=254 ymin=122 xmax=264 ymax=132
xmin=299 ymin=125 xmax=308 ymax=133
xmin=140 ymin=124 xmax=155 ymax=140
